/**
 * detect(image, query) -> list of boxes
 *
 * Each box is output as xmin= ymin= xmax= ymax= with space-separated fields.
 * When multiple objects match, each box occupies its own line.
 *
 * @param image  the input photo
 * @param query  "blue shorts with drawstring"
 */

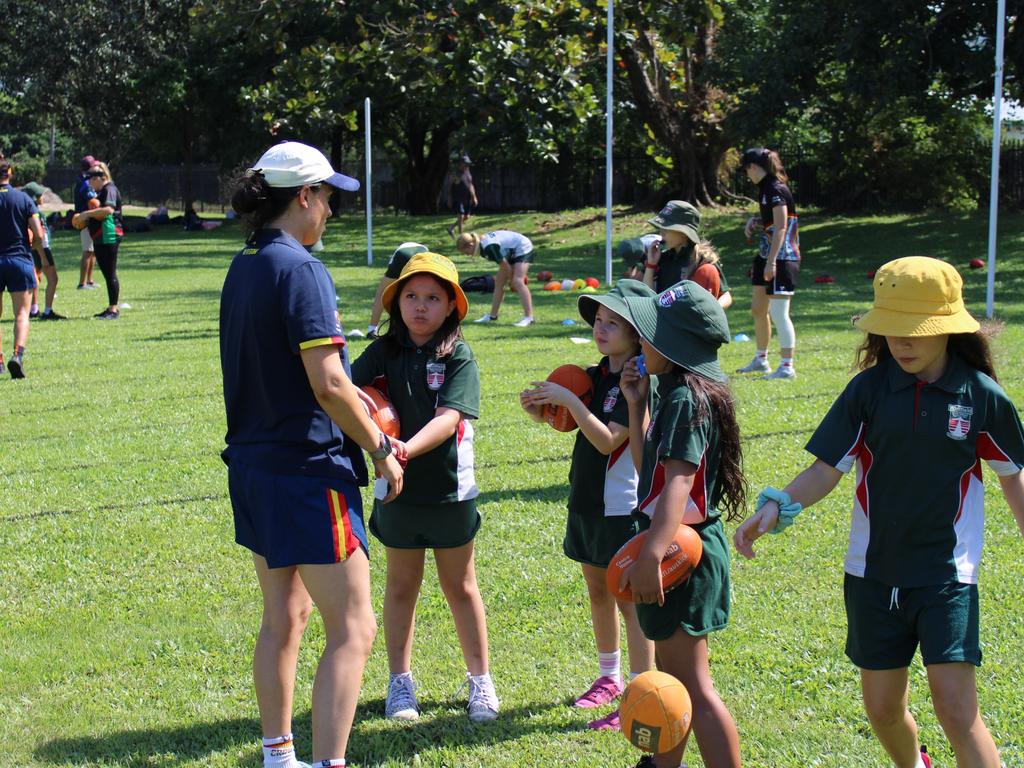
xmin=0 ymin=256 xmax=38 ymax=293
xmin=843 ymin=573 xmax=980 ymax=669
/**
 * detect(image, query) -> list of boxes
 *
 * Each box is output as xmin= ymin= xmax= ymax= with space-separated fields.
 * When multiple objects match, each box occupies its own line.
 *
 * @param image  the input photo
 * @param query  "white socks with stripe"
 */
xmin=262 ymin=735 xmax=304 ymax=767
xmin=781 ymin=356 xmax=794 ymax=369
xmin=598 ymin=650 xmax=622 ymax=685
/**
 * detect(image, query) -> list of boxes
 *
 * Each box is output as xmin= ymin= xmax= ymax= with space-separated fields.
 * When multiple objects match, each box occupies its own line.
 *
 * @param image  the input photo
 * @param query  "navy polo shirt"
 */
xmin=806 ymin=354 xmax=1024 ymax=587
xmin=0 ymin=184 xmax=39 ymax=261
xmin=220 ymin=228 xmax=368 ymax=484
xmin=74 ymin=175 xmax=95 ymax=212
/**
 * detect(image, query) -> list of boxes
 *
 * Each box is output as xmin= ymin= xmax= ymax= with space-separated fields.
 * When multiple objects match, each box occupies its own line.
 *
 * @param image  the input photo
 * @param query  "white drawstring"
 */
xmin=889 ymin=587 xmax=901 ymax=611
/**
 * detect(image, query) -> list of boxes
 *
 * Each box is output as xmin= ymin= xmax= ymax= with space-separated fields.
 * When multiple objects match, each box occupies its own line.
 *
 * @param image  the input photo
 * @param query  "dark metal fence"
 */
xmin=42 ymin=141 xmax=1024 ymax=213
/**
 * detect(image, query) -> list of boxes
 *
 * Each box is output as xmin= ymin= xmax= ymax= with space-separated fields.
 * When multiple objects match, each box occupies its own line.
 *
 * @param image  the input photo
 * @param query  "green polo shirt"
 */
xmin=636 ymin=376 xmax=722 ymax=524
xmin=352 ymin=336 xmax=481 ymax=505
xmin=384 ymin=242 xmax=428 ymax=279
xmin=806 ymin=354 xmax=1024 ymax=587
xmin=567 ymin=359 xmax=637 ymax=518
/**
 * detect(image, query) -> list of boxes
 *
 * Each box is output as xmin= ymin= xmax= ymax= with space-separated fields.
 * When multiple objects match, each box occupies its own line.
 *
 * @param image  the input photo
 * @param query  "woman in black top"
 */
xmin=73 ymin=162 xmax=124 ymax=319
xmin=737 ymin=148 xmax=801 ymax=380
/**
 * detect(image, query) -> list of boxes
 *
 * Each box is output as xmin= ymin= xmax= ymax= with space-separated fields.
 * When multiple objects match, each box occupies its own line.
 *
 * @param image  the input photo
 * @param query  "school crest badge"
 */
xmin=947 ymin=404 xmax=973 ymax=440
xmin=646 ymin=408 xmax=659 ymax=441
xmin=603 ymin=386 xmax=620 ymax=413
xmin=426 ymin=362 xmax=446 ymax=391
xmin=659 ymin=285 xmax=686 ymax=307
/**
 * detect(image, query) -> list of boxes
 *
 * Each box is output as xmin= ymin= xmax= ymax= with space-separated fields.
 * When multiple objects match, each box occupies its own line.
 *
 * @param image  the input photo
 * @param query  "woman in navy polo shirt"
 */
xmin=220 ymin=142 xmax=403 ymax=768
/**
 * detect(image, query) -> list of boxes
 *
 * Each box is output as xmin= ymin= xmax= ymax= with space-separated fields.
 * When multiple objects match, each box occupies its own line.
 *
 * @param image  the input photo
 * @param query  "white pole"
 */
xmin=985 ymin=0 xmax=1005 ymax=319
xmin=365 ymin=97 xmax=373 ymax=266
xmin=604 ymin=0 xmax=614 ymax=286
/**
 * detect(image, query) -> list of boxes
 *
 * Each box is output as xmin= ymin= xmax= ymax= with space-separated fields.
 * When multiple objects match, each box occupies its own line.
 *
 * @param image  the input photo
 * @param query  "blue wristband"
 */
xmin=756 ymin=487 xmax=802 ymax=533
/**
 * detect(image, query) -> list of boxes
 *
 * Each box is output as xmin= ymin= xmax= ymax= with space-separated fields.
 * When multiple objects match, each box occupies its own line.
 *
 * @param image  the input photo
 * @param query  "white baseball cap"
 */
xmin=251 ymin=141 xmax=360 ymax=191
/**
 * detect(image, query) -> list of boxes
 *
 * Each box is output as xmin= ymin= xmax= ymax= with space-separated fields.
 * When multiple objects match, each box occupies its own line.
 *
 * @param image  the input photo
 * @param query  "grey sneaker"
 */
xmin=385 ymin=673 xmax=419 ymax=721
xmin=467 ymin=673 xmax=499 ymax=723
xmin=473 ymin=314 xmax=495 ymax=323
xmin=763 ymin=364 xmax=796 ymax=380
xmin=736 ymin=356 xmax=771 ymax=374
xmin=512 ymin=316 xmax=534 ymax=328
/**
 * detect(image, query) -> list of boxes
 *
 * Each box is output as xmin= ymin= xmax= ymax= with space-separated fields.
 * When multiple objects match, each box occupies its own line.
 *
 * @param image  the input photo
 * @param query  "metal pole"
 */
xmin=604 ymin=0 xmax=614 ymax=286
xmin=365 ymin=97 xmax=373 ymax=266
xmin=985 ymin=0 xmax=1005 ymax=319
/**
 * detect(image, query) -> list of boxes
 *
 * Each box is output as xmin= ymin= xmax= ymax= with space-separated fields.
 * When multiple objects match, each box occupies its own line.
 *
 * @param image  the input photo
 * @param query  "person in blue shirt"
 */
xmin=220 ymin=141 xmax=404 ymax=768
xmin=74 ymin=154 xmax=98 ymax=290
xmin=0 ymin=159 xmax=48 ymax=378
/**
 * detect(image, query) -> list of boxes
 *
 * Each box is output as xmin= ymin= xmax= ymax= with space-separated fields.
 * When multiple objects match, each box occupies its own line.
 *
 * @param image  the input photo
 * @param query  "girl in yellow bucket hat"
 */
xmin=351 ymin=252 xmax=501 ymax=725
xmin=735 ymin=256 xmax=1024 ymax=767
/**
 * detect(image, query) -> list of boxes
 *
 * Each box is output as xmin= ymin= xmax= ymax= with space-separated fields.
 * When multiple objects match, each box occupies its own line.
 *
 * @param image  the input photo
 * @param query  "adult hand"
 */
xmin=620 ymin=554 xmax=664 ymax=606
xmin=619 ymin=356 xmax=649 ymax=405
xmin=763 ymin=262 xmax=776 ymax=282
xmin=733 ymin=500 xmax=780 ymax=559
xmin=374 ymin=454 xmax=404 ymax=503
xmin=744 ymin=216 xmax=760 ymax=239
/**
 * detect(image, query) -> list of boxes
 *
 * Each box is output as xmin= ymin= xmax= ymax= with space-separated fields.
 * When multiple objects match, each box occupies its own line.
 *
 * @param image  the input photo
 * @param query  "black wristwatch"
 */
xmin=368 ymin=433 xmax=393 ymax=461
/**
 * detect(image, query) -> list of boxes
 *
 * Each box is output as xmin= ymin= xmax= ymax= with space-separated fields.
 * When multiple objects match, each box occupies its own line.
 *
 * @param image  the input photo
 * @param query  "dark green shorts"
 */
xmin=563 ymin=513 xmax=638 ymax=568
xmin=369 ymin=498 xmax=480 ymax=549
xmin=506 ymin=251 xmax=533 ymax=266
xmin=635 ymin=516 xmax=730 ymax=641
xmin=844 ymin=574 xmax=981 ymax=669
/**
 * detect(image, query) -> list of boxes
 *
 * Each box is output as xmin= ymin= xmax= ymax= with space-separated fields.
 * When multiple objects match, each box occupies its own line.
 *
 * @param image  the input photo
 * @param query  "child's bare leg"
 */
xmin=861 ymin=668 xmax=922 ymax=768
xmin=383 ymin=547 xmax=426 ymax=673
xmin=435 ymin=541 xmax=489 ymax=675
xmin=616 ymin=598 xmax=655 ymax=675
xmin=927 ymin=663 xmax=1001 ymax=768
xmin=654 ymin=629 xmax=741 ymax=768
xmin=511 ymin=261 xmax=533 ymax=318
xmin=581 ymin=563 xmax=620 ymax=654
xmin=489 ymin=260 xmax=512 ymax=318
xmin=751 ymin=286 xmax=771 ymax=349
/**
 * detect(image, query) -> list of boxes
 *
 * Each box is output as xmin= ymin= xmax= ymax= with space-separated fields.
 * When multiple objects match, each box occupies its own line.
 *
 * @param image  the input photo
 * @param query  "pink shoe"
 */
xmin=574 ymin=675 xmax=623 ymax=708
xmin=587 ymin=708 xmax=621 ymax=730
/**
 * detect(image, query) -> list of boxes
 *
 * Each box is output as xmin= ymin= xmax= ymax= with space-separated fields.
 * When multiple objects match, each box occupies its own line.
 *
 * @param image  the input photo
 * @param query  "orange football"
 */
xmin=360 ymin=385 xmax=401 ymax=439
xmin=605 ymin=525 xmax=703 ymax=601
xmin=542 ymin=364 xmax=593 ymax=432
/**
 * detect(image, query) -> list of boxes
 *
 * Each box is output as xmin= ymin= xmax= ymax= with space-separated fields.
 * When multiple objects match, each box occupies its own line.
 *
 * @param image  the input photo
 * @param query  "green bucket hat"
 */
xmin=22 ymin=182 xmax=46 ymax=200
xmin=622 ymin=281 xmax=731 ymax=382
xmin=647 ymin=200 xmax=700 ymax=244
xmin=578 ymin=278 xmax=655 ymax=327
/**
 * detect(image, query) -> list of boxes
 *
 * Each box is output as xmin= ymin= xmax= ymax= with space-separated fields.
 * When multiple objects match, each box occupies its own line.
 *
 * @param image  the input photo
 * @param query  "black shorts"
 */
xmin=751 ymin=256 xmax=798 ymax=296
xmin=33 ymin=247 xmax=56 ymax=271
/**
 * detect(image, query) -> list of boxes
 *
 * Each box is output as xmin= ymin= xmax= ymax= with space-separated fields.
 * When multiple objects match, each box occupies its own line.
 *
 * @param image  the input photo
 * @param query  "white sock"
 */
xmin=262 ymin=735 xmax=303 ymax=767
xmin=781 ymin=356 xmax=793 ymax=368
xmin=756 ymin=349 xmax=768 ymax=361
xmin=598 ymin=650 xmax=621 ymax=682
xmin=367 ymin=324 xmax=376 ymax=334
xmin=314 ymin=760 xmax=345 ymax=767
xmin=913 ymin=758 xmax=926 ymax=768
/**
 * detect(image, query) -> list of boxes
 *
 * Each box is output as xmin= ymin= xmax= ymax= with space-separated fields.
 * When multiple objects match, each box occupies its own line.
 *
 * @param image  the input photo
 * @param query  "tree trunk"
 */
xmin=403 ymin=117 xmax=454 ymax=215
xmin=618 ymin=12 xmax=727 ymax=207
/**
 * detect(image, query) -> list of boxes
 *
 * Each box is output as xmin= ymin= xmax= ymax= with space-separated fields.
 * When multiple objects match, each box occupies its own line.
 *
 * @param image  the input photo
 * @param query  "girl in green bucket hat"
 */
xmin=735 ymin=256 xmax=1024 ymax=768
xmin=616 ymin=280 xmax=747 ymax=768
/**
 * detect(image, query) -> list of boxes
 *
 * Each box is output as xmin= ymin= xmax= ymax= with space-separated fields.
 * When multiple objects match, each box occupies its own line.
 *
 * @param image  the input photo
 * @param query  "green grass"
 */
xmin=2 ymin=206 xmax=1023 ymax=768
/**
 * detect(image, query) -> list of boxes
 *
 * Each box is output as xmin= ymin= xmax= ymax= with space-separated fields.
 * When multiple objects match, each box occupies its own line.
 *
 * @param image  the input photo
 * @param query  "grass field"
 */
xmin=2 ymin=206 xmax=1023 ymax=768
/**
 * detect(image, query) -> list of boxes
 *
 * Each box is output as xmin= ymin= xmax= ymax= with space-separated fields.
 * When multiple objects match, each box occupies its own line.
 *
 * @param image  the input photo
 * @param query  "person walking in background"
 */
xmin=736 ymin=148 xmax=800 ymax=380
xmin=455 ymin=229 xmax=534 ymax=327
xmin=445 ymin=155 xmax=477 ymax=239
xmin=74 ymin=154 xmax=98 ymax=290
xmin=22 ymin=182 xmax=67 ymax=321
xmin=366 ymin=242 xmax=428 ymax=338
xmin=73 ymin=162 xmax=124 ymax=319
xmin=0 ymin=159 xmax=48 ymax=378
xmin=221 ymin=141 xmax=402 ymax=768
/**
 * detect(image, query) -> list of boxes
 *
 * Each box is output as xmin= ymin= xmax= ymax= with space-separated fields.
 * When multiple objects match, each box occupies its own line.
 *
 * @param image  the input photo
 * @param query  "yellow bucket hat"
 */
xmin=381 ymin=252 xmax=469 ymax=320
xmin=855 ymin=256 xmax=980 ymax=337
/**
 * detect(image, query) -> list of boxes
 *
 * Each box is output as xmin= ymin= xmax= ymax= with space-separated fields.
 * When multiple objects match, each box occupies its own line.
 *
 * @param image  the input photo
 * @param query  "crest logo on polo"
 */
xmin=603 ymin=386 xmax=620 ymax=413
xmin=947 ymin=404 xmax=973 ymax=440
xmin=426 ymin=362 xmax=446 ymax=390
xmin=659 ymin=285 xmax=686 ymax=307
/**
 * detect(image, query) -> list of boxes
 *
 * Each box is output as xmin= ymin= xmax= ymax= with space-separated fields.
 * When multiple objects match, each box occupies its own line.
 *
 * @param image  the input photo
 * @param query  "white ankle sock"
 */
xmin=314 ymin=760 xmax=345 ymax=767
xmin=756 ymin=349 xmax=768 ymax=361
xmin=598 ymin=650 xmax=621 ymax=682
xmin=262 ymin=735 xmax=303 ymax=767
xmin=781 ymin=356 xmax=793 ymax=368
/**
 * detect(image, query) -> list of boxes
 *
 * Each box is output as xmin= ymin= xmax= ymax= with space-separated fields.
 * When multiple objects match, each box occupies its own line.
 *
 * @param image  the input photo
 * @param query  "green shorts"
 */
xmin=844 ymin=574 xmax=981 ymax=669
xmin=369 ymin=498 xmax=480 ymax=549
xmin=635 ymin=516 xmax=730 ymax=641
xmin=563 ymin=512 xmax=638 ymax=568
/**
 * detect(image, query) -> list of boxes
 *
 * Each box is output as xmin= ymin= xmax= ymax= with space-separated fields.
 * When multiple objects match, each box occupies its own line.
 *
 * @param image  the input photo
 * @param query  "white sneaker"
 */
xmin=467 ymin=673 xmax=500 ymax=723
xmin=736 ymin=356 xmax=771 ymax=374
xmin=474 ymin=314 xmax=495 ymax=323
xmin=512 ymin=316 xmax=534 ymax=328
xmin=763 ymin=365 xmax=796 ymax=380
xmin=385 ymin=673 xmax=420 ymax=721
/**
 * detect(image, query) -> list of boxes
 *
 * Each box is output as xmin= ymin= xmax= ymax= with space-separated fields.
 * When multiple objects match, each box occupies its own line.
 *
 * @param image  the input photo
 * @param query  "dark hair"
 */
xmin=380 ymin=272 xmax=464 ymax=358
xmin=230 ymin=171 xmax=308 ymax=244
xmin=0 ymin=159 xmax=11 ymax=178
xmin=854 ymin=331 xmax=998 ymax=381
xmin=669 ymin=369 xmax=747 ymax=522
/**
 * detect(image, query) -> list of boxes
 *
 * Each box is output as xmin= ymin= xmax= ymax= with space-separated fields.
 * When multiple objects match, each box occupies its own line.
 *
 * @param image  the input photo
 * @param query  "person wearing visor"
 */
xmin=220 ymin=141 xmax=403 ymax=768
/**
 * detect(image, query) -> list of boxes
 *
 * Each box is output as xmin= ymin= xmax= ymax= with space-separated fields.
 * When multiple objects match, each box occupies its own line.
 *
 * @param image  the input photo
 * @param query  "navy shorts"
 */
xmin=0 ymin=256 xmax=38 ymax=293
xmin=229 ymin=459 xmax=368 ymax=568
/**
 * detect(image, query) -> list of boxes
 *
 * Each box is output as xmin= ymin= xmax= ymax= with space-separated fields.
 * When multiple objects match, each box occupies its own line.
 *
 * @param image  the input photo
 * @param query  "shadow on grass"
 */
xmin=34 ymin=701 xmax=572 ymax=767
